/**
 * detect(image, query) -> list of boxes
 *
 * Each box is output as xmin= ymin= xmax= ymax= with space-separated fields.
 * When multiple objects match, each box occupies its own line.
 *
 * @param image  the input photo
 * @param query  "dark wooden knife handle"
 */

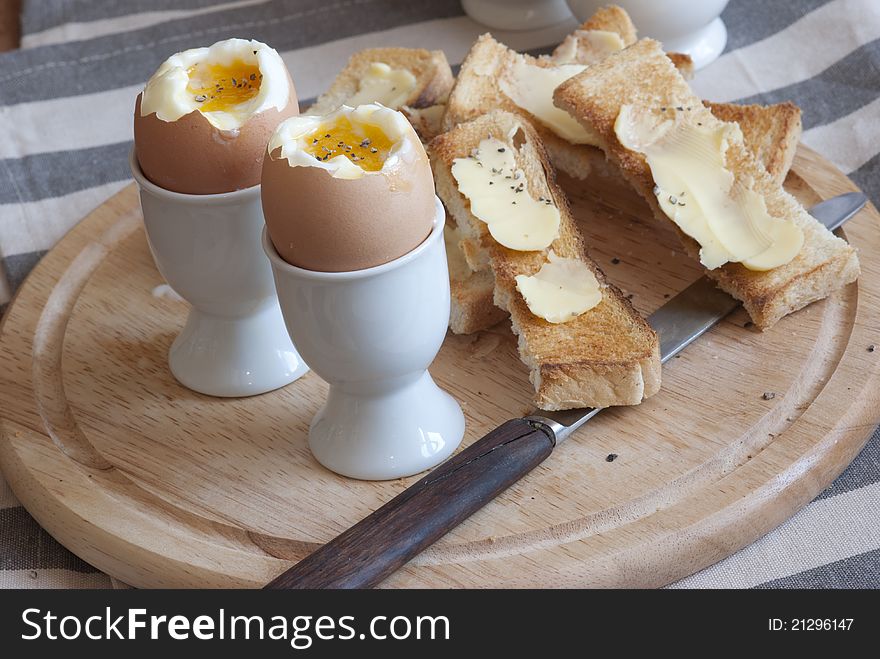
xmin=265 ymin=418 xmax=555 ymax=589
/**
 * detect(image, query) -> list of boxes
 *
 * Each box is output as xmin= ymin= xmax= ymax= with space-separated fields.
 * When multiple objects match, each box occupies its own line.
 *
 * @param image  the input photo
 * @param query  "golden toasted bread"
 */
xmin=402 ymin=103 xmax=447 ymax=142
xmin=705 ymin=100 xmax=801 ymax=187
xmin=666 ymin=52 xmax=694 ymax=79
xmin=545 ymin=6 xmax=636 ymax=64
xmin=574 ymin=4 xmax=637 ymax=43
xmin=549 ymin=6 xmax=693 ymax=76
xmin=553 ymin=39 xmax=859 ymax=329
xmin=307 ymin=48 xmax=454 ymax=119
xmin=445 ymin=216 xmax=508 ymax=333
xmin=431 ymin=111 xmax=661 ymax=409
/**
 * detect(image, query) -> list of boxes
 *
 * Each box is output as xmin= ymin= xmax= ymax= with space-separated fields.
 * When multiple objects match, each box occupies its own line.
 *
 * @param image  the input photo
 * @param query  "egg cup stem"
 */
xmin=169 ymin=302 xmax=308 ymax=397
xmin=310 ymin=370 xmax=464 ymax=480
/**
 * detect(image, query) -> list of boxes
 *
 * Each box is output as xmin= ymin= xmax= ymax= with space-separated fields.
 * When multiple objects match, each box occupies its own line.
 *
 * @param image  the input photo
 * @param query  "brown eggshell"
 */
xmin=134 ymin=86 xmax=299 ymax=195
xmin=261 ymin=133 xmax=435 ymax=272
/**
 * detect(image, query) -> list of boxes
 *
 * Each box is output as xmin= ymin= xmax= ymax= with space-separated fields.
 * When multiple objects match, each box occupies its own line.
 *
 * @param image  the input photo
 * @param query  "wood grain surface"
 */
xmin=1 ymin=146 xmax=878 ymax=588
xmin=266 ymin=419 xmax=556 ymax=588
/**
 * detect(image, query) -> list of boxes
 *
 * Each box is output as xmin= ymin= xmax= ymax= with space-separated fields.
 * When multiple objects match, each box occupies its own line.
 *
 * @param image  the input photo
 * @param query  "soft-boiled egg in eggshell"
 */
xmin=261 ymin=103 xmax=436 ymax=272
xmin=134 ymin=38 xmax=298 ymax=194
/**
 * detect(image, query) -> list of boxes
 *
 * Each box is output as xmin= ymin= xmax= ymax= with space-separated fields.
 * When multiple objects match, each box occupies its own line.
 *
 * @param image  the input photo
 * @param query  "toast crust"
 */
xmin=307 ymin=48 xmax=454 ymax=115
xmin=431 ymin=111 xmax=661 ymax=409
xmin=579 ymin=4 xmax=638 ymax=43
xmin=553 ymin=39 xmax=859 ymax=329
xmin=401 ymin=103 xmax=447 ymax=142
xmin=705 ymin=100 xmax=801 ymax=187
xmin=449 ymin=267 xmax=507 ymax=334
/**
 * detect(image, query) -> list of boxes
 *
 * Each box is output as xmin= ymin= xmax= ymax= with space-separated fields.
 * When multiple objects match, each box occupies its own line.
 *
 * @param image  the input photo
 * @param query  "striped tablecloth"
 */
xmin=1 ymin=0 xmax=878 ymax=589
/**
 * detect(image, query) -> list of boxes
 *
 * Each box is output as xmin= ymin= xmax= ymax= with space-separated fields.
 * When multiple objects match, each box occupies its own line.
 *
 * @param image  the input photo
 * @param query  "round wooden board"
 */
xmin=2 ymin=146 xmax=879 ymax=588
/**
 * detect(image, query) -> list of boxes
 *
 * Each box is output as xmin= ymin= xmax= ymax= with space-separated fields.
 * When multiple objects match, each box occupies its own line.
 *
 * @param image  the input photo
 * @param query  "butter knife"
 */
xmin=265 ymin=192 xmax=867 ymax=589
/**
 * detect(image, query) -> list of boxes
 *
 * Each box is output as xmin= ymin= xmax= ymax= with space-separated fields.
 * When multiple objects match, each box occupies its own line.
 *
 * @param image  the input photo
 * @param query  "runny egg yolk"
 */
xmin=304 ymin=117 xmax=394 ymax=171
xmin=187 ymin=60 xmax=262 ymax=112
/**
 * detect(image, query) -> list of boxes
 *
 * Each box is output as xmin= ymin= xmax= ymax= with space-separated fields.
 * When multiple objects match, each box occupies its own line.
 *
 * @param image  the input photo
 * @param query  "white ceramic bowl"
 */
xmin=565 ymin=0 xmax=730 ymax=69
xmin=130 ymin=150 xmax=308 ymax=397
xmin=462 ymin=0 xmax=573 ymax=31
xmin=264 ymin=197 xmax=464 ymax=480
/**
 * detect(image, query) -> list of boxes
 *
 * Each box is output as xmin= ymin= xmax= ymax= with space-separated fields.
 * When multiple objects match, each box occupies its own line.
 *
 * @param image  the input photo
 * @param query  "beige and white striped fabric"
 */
xmin=1 ymin=0 xmax=878 ymax=588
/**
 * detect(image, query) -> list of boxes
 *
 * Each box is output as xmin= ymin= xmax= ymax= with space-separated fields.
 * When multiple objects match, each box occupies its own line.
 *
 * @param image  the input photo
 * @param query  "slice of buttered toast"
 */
xmin=307 ymin=48 xmax=454 ymax=118
xmin=431 ymin=111 xmax=661 ymax=409
xmin=554 ymin=39 xmax=859 ymax=329
xmin=446 ymin=98 xmax=805 ymax=335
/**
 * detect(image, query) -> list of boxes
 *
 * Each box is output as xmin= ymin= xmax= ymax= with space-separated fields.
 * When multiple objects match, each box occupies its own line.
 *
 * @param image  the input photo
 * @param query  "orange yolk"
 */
xmin=187 ymin=60 xmax=262 ymax=112
xmin=304 ymin=117 xmax=394 ymax=172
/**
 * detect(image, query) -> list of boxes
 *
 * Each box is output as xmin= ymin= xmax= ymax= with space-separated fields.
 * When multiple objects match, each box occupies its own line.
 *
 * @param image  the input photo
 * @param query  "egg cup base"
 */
xmin=308 ymin=371 xmax=465 ymax=481
xmin=168 ymin=301 xmax=309 ymax=398
xmin=461 ymin=0 xmax=572 ymax=31
xmin=662 ymin=16 xmax=727 ymax=70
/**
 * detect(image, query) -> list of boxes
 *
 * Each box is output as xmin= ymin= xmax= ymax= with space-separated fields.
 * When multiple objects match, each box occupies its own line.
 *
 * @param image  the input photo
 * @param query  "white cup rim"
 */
xmin=129 ymin=148 xmax=260 ymax=204
xmin=263 ymin=196 xmax=445 ymax=281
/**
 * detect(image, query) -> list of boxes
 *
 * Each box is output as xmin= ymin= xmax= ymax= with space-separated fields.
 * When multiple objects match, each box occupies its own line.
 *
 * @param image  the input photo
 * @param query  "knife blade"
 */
xmin=265 ymin=192 xmax=867 ymax=589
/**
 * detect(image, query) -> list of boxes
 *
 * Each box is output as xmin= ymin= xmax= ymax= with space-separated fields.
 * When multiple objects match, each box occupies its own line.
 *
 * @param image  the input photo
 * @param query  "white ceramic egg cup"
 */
xmin=130 ymin=151 xmax=308 ymax=397
xmin=462 ymin=0 xmax=573 ymax=31
xmin=263 ymin=198 xmax=464 ymax=480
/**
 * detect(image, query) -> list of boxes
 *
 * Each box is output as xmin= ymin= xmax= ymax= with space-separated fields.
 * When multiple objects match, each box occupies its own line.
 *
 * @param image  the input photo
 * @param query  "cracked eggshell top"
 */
xmin=261 ymin=104 xmax=435 ymax=272
xmin=133 ymin=38 xmax=298 ymax=195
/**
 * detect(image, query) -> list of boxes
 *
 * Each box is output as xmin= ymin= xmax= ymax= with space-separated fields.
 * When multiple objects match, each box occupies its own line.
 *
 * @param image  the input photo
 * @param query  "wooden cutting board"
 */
xmin=1 ymin=146 xmax=878 ymax=588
